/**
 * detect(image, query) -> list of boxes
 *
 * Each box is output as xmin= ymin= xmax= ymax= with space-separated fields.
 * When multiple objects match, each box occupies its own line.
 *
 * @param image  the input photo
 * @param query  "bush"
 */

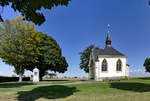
xmin=0 ymin=76 xmax=30 ymax=82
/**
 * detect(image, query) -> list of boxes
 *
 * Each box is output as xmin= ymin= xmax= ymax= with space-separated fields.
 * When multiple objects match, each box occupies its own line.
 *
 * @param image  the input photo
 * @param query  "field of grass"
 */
xmin=0 ymin=78 xmax=150 ymax=101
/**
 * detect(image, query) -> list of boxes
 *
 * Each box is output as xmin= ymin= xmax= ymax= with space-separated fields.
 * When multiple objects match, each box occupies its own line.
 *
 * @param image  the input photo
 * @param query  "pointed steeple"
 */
xmin=105 ymin=24 xmax=112 ymax=48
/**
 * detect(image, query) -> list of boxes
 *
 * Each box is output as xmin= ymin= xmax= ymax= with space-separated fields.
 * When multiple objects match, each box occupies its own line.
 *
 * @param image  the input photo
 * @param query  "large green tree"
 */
xmin=79 ymin=45 xmax=99 ymax=73
xmin=27 ymin=32 xmax=68 ymax=80
xmin=0 ymin=0 xmax=70 ymax=25
xmin=144 ymin=58 xmax=150 ymax=72
xmin=0 ymin=15 xmax=68 ymax=81
xmin=0 ymin=16 xmax=40 ymax=82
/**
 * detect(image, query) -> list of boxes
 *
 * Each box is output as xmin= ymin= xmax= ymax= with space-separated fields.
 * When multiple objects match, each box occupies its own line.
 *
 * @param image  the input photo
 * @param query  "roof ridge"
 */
xmin=94 ymin=47 xmax=126 ymax=57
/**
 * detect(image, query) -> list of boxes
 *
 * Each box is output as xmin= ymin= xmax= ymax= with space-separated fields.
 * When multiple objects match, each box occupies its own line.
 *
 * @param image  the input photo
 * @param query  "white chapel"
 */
xmin=89 ymin=25 xmax=129 ymax=81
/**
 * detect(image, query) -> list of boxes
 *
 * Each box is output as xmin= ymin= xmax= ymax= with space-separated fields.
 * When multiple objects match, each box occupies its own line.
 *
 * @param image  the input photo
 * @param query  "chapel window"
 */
xmin=102 ymin=59 xmax=108 ymax=72
xmin=116 ymin=59 xmax=122 ymax=71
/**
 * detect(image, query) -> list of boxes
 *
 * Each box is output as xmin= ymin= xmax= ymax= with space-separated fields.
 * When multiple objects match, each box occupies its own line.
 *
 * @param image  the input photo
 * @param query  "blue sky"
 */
xmin=1 ymin=0 xmax=150 ymax=77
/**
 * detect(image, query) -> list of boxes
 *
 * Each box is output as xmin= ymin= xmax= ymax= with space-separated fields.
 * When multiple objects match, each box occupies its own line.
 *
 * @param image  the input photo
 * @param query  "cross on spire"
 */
xmin=108 ymin=24 xmax=110 ymax=34
xmin=106 ymin=24 xmax=112 ymax=47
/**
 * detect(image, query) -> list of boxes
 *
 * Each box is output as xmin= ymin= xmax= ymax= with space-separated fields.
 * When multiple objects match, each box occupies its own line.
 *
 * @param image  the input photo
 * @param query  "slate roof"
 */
xmin=93 ymin=47 xmax=126 ymax=57
xmin=92 ymin=25 xmax=126 ymax=59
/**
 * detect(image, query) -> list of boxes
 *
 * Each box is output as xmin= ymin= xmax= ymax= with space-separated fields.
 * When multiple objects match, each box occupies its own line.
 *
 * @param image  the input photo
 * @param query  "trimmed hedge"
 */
xmin=0 ymin=77 xmax=30 ymax=82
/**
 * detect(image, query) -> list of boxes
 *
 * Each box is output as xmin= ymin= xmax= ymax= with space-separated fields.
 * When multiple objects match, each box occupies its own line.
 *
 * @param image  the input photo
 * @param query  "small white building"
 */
xmin=89 ymin=25 xmax=129 ymax=81
xmin=33 ymin=68 xmax=40 ymax=82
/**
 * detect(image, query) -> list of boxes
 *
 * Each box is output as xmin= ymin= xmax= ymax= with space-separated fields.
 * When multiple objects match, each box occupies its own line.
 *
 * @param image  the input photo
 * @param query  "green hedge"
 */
xmin=0 ymin=77 xmax=30 ymax=82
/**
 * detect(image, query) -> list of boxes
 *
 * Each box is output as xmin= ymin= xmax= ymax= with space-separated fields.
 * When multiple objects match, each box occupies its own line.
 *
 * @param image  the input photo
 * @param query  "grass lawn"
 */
xmin=0 ymin=78 xmax=150 ymax=101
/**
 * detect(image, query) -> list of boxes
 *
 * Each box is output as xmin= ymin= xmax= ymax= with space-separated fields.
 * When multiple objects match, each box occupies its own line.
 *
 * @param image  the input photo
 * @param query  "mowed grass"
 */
xmin=0 ymin=78 xmax=150 ymax=101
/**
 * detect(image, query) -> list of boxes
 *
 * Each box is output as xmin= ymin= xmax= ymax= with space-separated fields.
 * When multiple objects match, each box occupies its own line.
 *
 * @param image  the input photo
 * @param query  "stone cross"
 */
xmin=33 ymin=68 xmax=39 ymax=82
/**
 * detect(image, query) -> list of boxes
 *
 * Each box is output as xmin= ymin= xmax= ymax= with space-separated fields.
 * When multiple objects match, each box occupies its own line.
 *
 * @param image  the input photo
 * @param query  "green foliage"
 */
xmin=48 ymin=73 xmax=56 ymax=77
xmin=0 ymin=15 xmax=40 ymax=81
xmin=0 ymin=77 xmax=30 ymax=82
xmin=144 ymin=58 xmax=150 ymax=72
xmin=0 ymin=16 xmax=68 ymax=78
xmin=0 ymin=0 xmax=70 ymax=25
xmin=0 ymin=15 xmax=68 ymax=80
xmin=79 ymin=45 xmax=98 ymax=73
xmin=45 ymin=72 xmax=57 ymax=78
xmin=26 ymin=32 xmax=68 ymax=79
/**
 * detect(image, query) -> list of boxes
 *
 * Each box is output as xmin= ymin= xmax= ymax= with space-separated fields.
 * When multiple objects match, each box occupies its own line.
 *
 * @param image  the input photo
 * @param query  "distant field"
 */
xmin=0 ymin=78 xmax=150 ymax=101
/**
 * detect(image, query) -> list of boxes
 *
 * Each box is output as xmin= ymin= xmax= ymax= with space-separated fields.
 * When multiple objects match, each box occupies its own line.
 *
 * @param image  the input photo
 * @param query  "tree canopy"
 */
xmin=0 ymin=15 xmax=68 ymax=81
xmin=144 ymin=58 xmax=150 ymax=72
xmin=79 ymin=45 xmax=99 ymax=73
xmin=26 ymin=32 xmax=68 ymax=80
xmin=0 ymin=16 xmax=40 ymax=81
xmin=45 ymin=72 xmax=57 ymax=78
xmin=0 ymin=0 xmax=70 ymax=25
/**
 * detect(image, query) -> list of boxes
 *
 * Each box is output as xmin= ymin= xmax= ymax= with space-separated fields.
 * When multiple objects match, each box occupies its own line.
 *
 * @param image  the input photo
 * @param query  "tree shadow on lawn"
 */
xmin=17 ymin=85 xmax=78 ymax=101
xmin=138 ymin=77 xmax=150 ymax=80
xmin=0 ymin=82 xmax=34 ymax=88
xmin=110 ymin=82 xmax=150 ymax=92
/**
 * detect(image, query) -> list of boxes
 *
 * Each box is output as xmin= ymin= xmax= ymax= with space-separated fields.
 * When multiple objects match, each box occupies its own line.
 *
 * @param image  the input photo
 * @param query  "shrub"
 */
xmin=0 ymin=76 xmax=30 ymax=82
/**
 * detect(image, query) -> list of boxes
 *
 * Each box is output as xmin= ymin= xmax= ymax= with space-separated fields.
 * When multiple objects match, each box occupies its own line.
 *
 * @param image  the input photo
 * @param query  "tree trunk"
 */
xmin=39 ymin=73 xmax=43 ymax=81
xmin=39 ymin=70 xmax=46 ymax=81
xmin=19 ymin=73 xmax=22 ymax=82
xmin=40 ymin=76 xmax=43 ymax=81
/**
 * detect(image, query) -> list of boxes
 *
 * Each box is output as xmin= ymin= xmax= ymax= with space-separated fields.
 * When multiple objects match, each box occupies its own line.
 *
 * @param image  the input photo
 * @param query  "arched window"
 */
xmin=102 ymin=59 xmax=107 ymax=72
xmin=116 ymin=59 xmax=122 ymax=71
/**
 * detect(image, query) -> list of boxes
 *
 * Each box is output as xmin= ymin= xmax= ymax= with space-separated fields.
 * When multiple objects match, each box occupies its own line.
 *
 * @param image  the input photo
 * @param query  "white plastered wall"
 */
xmin=94 ymin=57 xmax=127 ymax=81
